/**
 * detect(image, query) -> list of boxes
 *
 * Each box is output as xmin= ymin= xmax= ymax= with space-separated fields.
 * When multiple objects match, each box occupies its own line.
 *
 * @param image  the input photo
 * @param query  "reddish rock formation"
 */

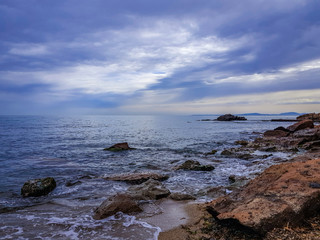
xmin=206 ymin=158 xmax=320 ymax=234
xmin=93 ymin=193 xmax=142 ymax=220
xmin=287 ymin=119 xmax=314 ymax=132
xmin=263 ymin=129 xmax=289 ymax=138
xmin=297 ymin=113 xmax=320 ymax=122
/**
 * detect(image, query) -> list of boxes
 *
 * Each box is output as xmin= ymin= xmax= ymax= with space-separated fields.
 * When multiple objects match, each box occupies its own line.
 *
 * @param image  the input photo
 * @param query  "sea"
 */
xmin=0 ymin=114 xmax=299 ymax=240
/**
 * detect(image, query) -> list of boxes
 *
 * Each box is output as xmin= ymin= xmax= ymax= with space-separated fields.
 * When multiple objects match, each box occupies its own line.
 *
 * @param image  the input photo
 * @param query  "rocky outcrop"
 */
xmin=176 ymin=160 xmax=215 ymax=171
xmin=206 ymin=158 xmax=320 ymax=234
xmin=103 ymin=142 xmax=135 ymax=151
xmin=216 ymin=114 xmax=247 ymax=121
xmin=93 ymin=193 xmax=142 ymax=220
xmin=21 ymin=177 xmax=56 ymax=197
xmin=104 ymin=172 xmax=169 ymax=184
xmin=127 ymin=179 xmax=171 ymax=200
xmin=297 ymin=113 xmax=320 ymax=122
xmin=263 ymin=129 xmax=289 ymax=138
xmin=287 ymin=119 xmax=314 ymax=132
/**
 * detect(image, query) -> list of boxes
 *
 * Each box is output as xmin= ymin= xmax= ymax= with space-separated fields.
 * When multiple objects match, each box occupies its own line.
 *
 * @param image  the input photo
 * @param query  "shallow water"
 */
xmin=0 ymin=115 xmax=298 ymax=239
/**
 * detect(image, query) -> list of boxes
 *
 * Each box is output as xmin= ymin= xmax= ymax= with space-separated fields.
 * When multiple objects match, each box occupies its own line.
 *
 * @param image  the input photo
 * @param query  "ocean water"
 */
xmin=0 ymin=115 xmax=298 ymax=239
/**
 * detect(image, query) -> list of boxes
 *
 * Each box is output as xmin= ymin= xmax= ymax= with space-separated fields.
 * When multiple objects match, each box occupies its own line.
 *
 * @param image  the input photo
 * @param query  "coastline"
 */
xmin=158 ymin=117 xmax=320 ymax=239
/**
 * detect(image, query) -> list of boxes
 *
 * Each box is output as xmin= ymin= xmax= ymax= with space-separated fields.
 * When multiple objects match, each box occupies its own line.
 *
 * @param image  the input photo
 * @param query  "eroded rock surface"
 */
xmin=207 ymin=158 xmax=320 ymax=234
xmin=128 ymin=179 xmax=171 ymax=200
xmin=93 ymin=193 xmax=142 ymax=220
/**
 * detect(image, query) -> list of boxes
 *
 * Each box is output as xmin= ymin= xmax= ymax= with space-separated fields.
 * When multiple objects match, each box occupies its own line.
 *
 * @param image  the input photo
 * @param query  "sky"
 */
xmin=1 ymin=0 xmax=320 ymax=115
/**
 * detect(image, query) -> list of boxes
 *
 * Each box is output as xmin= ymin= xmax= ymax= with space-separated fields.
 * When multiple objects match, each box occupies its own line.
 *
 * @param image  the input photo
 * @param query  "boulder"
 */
xmin=234 ymin=140 xmax=249 ymax=146
xmin=216 ymin=114 xmax=247 ymax=121
xmin=170 ymin=192 xmax=196 ymax=201
xmin=104 ymin=172 xmax=169 ymax=184
xmin=128 ymin=179 xmax=171 ymax=200
xmin=93 ymin=193 xmax=142 ymax=220
xmin=21 ymin=177 xmax=56 ymax=197
xmin=103 ymin=142 xmax=135 ymax=151
xmin=206 ymin=158 xmax=320 ymax=234
xmin=176 ymin=160 xmax=215 ymax=171
xmin=287 ymin=120 xmax=314 ymax=132
xmin=263 ymin=130 xmax=289 ymax=138
xmin=297 ymin=113 xmax=320 ymax=122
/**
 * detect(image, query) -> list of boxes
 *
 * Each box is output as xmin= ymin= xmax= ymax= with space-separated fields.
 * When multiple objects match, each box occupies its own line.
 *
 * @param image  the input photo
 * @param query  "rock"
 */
xmin=21 ymin=177 xmax=56 ymax=197
xmin=65 ymin=180 xmax=82 ymax=187
xmin=205 ymin=149 xmax=217 ymax=155
xmin=93 ymin=194 xmax=142 ymax=220
xmin=221 ymin=149 xmax=233 ymax=156
xmin=216 ymin=114 xmax=247 ymax=121
xmin=270 ymin=119 xmax=298 ymax=122
xmin=274 ymin=126 xmax=290 ymax=132
xmin=206 ymin=158 xmax=320 ymax=234
xmin=103 ymin=142 xmax=135 ymax=151
xmin=170 ymin=192 xmax=196 ymax=201
xmin=104 ymin=172 xmax=169 ymax=184
xmin=297 ymin=113 xmax=320 ymax=122
xmin=176 ymin=160 xmax=215 ymax=171
xmin=128 ymin=179 xmax=171 ymax=200
xmin=287 ymin=120 xmax=314 ymax=132
xmin=235 ymin=140 xmax=249 ymax=146
xmin=263 ymin=130 xmax=289 ymax=138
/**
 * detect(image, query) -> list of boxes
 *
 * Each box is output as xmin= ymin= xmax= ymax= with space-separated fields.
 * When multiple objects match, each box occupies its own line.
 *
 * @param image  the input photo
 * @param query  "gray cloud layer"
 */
xmin=1 ymin=0 xmax=320 ymax=114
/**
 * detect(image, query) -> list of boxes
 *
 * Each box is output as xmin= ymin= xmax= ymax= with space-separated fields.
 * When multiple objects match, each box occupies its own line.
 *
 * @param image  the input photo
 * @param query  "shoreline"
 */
xmin=158 ymin=118 xmax=320 ymax=239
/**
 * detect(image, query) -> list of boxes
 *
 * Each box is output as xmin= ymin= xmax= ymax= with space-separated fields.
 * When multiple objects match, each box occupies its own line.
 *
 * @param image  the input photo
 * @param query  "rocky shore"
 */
xmin=160 ymin=113 xmax=320 ymax=240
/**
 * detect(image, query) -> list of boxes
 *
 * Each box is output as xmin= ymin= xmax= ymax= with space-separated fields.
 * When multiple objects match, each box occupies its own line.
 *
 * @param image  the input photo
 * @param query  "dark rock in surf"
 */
xmin=216 ymin=114 xmax=247 ymax=121
xmin=103 ymin=142 xmax=135 ymax=151
xmin=104 ymin=172 xmax=169 ymax=184
xmin=176 ymin=160 xmax=215 ymax=171
xmin=93 ymin=193 xmax=142 ymax=220
xmin=21 ymin=177 xmax=56 ymax=197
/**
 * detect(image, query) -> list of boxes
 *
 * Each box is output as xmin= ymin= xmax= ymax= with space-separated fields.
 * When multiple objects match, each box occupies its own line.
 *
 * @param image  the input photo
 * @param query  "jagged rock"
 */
xmin=170 ymin=192 xmax=196 ymax=201
xmin=21 ymin=177 xmax=56 ymax=197
xmin=287 ymin=120 xmax=314 ymax=132
xmin=93 ymin=194 xmax=142 ymax=220
xmin=206 ymin=158 xmax=320 ymax=234
xmin=216 ymin=114 xmax=247 ymax=121
xmin=176 ymin=160 xmax=215 ymax=171
xmin=128 ymin=179 xmax=171 ymax=200
xmin=297 ymin=113 xmax=320 ymax=122
xmin=103 ymin=142 xmax=135 ymax=151
xmin=263 ymin=130 xmax=289 ymax=138
xmin=104 ymin=172 xmax=169 ymax=184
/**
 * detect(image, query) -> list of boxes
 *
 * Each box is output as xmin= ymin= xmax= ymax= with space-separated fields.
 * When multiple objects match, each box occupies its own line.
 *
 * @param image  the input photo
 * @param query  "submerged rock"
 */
xmin=176 ymin=160 xmax=215 ymax=171
xmin=216 ymin=114 xmax=247 ymax=121
xmin=104 ymin=172 xmax=169 ymax=184
xmin=21 ymin=177 xmax=56 ymax=197
xmin=128 ymin=179 xmax=171 ymax=200
xmin=207 ymin=158 xmax=320 ymax=234
xmin=103 ymin=142 xmax=135 ymax=151
xmin=93 ymin=193 xmax=142 ymax=220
